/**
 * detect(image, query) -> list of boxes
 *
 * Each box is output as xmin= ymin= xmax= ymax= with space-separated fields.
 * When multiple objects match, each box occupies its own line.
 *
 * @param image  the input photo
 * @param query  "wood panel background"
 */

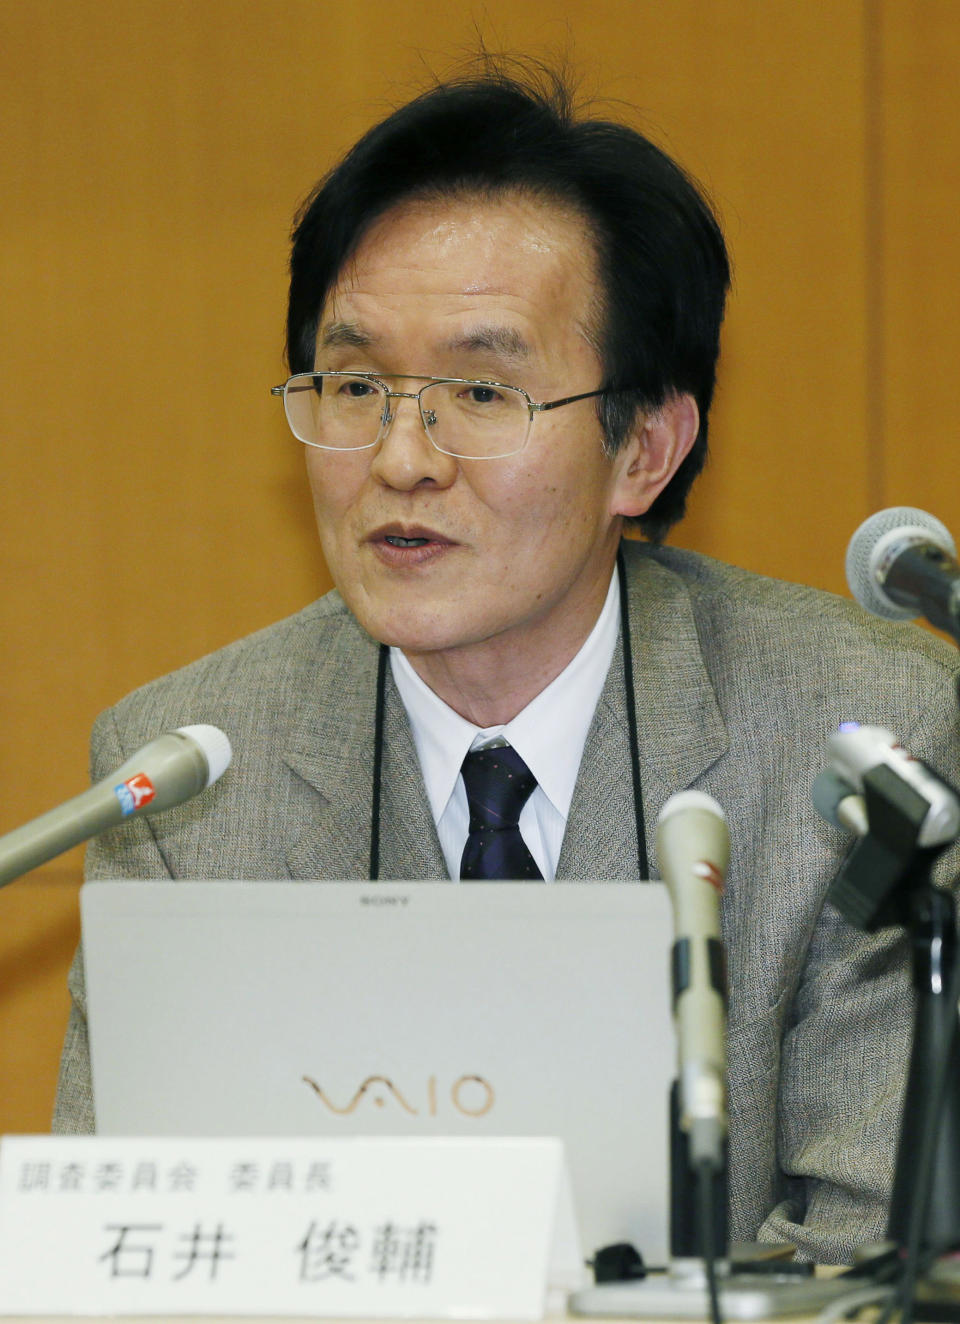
xmin=1 ymin=0 xmax=958 ymax=1132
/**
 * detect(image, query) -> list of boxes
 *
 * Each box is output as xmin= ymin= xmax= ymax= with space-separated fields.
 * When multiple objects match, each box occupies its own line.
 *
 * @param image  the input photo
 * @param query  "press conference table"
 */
xmin=0 ymin=1264 xmax=856 ymax=1321
xmin=0 ymin=1316 xmax=830 ymax=1324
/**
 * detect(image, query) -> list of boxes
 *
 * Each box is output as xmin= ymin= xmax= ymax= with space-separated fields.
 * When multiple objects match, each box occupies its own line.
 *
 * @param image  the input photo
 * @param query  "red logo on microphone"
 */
xmin=693 ymin=861 xmax=725 ymax=894
xmin=113 ymin=773 xmax=156 ymax=817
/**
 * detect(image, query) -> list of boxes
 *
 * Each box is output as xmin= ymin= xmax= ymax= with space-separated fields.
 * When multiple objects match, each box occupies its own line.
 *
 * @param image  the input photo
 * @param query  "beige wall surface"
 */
xmin=1 ymin=0 xmax=959 ymax=1130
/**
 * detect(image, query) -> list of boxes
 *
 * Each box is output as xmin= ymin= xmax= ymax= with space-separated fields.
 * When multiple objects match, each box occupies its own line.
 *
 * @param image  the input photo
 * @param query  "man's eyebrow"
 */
xmin=317 ymin=322 xmax=376 ymax=350
xmin=441 ymin=326 xmax=532 ymax=363
xmin=317 ymin=321 xmax=533 ymax=366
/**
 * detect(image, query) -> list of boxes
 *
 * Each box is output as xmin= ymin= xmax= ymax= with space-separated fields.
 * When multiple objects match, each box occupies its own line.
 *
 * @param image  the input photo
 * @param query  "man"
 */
xmin=54 ymin=68 xmax=960 ymax=1266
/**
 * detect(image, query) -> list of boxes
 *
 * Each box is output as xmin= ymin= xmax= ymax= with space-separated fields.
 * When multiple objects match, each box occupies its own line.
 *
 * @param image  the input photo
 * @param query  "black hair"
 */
xmin=287 ymin=66 xmax=730 ymax=540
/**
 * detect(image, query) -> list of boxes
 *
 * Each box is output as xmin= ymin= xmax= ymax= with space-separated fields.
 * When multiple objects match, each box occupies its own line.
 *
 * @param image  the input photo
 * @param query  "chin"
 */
xmin=371 ymin=623 xmax=468 ymax=654
xmin=346 ymin=600 xmax=455 ymax=653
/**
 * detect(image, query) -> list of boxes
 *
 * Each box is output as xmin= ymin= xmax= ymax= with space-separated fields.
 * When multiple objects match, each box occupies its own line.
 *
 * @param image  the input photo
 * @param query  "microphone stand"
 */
xmin=827 ymin=764 xmax=960 ymax=1322
xmin=571 ymin=759 xmax=960 ymax=1321
xmin=570 ymin=1072 xmax=857 ymax=1319
xmin=669 ymin=1079 xmax=727 ymax=1268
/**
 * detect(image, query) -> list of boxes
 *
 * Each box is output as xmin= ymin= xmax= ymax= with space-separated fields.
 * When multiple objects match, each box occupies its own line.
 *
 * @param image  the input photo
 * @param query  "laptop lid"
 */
xmin=81 ymin=880 xmax=674 ymax=1264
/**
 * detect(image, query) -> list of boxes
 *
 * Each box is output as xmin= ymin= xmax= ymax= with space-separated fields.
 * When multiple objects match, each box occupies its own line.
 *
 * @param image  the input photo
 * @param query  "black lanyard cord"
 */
xmin=369 ymin=641 xmax=389 ymax=881
xmin=617 ymin=544 xmax=649 ymax=880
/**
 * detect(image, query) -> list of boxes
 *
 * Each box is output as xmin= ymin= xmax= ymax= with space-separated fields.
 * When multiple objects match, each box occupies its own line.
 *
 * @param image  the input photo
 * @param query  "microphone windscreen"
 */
xmin=176 ymin=725 xmax=232 ymax=787
xmin=846 ymin=506 xmax=956 ymax=620
xmin=657 ymin=788 xmax=726 ymax=828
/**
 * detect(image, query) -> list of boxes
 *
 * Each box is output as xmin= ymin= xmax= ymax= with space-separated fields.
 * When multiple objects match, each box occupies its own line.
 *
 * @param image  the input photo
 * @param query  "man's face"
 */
xmin=305 ymin=193 xmax=631 ymax=681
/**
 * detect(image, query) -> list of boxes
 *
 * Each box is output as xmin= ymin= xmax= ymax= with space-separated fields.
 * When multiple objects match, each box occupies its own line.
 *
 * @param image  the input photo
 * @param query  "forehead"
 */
xmin=318 ymin=193 xmax=602 ymax=370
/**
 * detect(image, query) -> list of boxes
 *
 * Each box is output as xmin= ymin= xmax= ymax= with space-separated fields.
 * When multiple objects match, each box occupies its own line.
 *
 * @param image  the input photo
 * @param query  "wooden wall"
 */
xmin=2 ymin=0 xmax=959 ymax=1131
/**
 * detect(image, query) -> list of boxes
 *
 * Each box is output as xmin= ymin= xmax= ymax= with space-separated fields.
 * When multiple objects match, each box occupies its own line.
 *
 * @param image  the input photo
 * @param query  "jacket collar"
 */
xmin=281 ymin=543 xmax=728 ymax=881
xmin=281 ymin=605 xmax=443 ymax=879
xmin=558 ymin=541 xmax=728 ymax=879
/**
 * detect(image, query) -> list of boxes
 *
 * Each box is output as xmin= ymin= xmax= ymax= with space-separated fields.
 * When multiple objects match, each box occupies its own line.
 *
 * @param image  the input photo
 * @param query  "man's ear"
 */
xmin=610 ymin=392 xmax=700 ymax=519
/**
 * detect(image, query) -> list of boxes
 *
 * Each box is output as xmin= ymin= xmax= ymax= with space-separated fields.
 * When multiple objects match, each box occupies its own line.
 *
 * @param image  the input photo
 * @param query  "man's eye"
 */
xmin=339 ymin=378 xmax=377 ymax=399
xmin=462 ymin=385 xmax=502 ymax=405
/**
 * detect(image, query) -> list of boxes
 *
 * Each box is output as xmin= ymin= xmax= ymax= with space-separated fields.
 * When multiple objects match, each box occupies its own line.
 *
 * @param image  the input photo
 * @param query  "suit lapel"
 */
xmin=557 ymin=541 xmax=728 ymax=880
xmin=379 ymin=688 xmax=447 ymax=879
xmin=281 ymin=541 xmax=725 ymax=882
xmin=282 ymin=614 xmax=445 ymax=880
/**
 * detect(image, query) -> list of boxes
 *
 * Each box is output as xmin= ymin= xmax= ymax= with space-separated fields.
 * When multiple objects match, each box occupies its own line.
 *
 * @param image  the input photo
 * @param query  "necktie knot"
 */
xmin=459 ymin=744 xmax=543 ymax=880
xmin=461 ymin=744 xmax=538 ymax=830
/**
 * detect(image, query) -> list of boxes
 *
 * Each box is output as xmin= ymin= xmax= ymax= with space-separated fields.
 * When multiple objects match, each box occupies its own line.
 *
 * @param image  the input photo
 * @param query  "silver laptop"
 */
xmin=81 ymin=881 xmax=674 ymax=1263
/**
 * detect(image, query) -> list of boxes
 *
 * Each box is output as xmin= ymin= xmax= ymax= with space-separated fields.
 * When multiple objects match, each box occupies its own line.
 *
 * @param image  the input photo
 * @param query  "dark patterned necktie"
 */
xmin=459 ymin=744 xmax=544 ymax=880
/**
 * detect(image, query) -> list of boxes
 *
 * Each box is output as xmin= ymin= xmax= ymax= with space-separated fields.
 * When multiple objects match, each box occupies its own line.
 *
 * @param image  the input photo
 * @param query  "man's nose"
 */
xmin=369 ymin=393 xmax=457 ymax=491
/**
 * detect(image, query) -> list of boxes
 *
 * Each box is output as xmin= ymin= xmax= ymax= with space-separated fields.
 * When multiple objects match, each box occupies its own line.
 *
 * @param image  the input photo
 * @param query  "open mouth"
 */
xmin=369 ymin=525 xmax=455 ymax=561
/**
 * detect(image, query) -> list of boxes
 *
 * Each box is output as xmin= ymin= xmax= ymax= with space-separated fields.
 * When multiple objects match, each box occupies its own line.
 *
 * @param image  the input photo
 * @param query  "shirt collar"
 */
xmin=390 ymin=568 xmax=621 ymax=824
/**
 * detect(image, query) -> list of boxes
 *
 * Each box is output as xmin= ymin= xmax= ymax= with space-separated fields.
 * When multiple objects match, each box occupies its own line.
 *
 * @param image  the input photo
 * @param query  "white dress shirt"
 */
xmin=390 ymin=569 xmax=621 ymax=880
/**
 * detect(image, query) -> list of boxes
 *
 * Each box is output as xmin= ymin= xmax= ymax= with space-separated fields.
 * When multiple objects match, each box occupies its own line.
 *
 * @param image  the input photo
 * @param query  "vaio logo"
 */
xmin=302 ymin=1074 xmax=495 ymax=1117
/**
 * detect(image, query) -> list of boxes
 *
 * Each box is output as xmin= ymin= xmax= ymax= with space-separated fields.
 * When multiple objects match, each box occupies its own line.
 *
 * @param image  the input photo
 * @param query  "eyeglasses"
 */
xmin=270 ymin=371 xmax=608 ymax=461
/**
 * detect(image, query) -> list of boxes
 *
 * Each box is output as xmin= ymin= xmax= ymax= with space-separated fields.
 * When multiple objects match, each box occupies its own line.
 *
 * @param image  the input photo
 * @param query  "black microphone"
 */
xmin=0 ymin=725 xmax=232 ymax=887
xmin=846 ymin=506 xmax=960 ymax=638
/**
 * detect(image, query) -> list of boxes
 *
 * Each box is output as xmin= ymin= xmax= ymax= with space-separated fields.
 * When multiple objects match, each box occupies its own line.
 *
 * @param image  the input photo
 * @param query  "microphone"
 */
xmin=657 ymin=790 xmax=729 ymax=1170
xmin=846 ymin=506 xmax=960 ymax=637
xmin=812 ymin=767 xmax=869 ymax=837
xmin=0 ymin=725 xmax=232 ymax=888
xmin=824 ymin=722 xmax=960 ymax=847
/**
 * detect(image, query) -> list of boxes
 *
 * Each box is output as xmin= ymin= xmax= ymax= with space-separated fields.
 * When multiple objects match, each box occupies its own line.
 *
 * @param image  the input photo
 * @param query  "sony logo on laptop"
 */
xmin=302 ymin=1073 xmax=495 ymax=1117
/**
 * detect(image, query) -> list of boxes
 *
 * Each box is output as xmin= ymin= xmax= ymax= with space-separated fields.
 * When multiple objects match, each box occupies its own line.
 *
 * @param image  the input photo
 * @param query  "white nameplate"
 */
xmin=0 ymin=1135 xmax=582 ymax=1318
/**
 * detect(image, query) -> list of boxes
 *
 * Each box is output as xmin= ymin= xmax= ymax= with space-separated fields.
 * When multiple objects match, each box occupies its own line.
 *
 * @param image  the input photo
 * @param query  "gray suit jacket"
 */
xmin=53 ymin=542 xmax=960 ymax=1265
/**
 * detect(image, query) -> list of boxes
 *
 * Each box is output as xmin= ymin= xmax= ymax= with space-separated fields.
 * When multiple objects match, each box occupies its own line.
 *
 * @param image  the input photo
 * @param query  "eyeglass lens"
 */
xmin=283 ymin=374 xmax=529 ymax=459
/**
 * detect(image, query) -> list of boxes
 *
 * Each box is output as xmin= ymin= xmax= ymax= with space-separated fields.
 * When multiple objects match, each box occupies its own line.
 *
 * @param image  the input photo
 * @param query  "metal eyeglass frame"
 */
xmin=270 ymin=370 xmax=609 ymax=460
